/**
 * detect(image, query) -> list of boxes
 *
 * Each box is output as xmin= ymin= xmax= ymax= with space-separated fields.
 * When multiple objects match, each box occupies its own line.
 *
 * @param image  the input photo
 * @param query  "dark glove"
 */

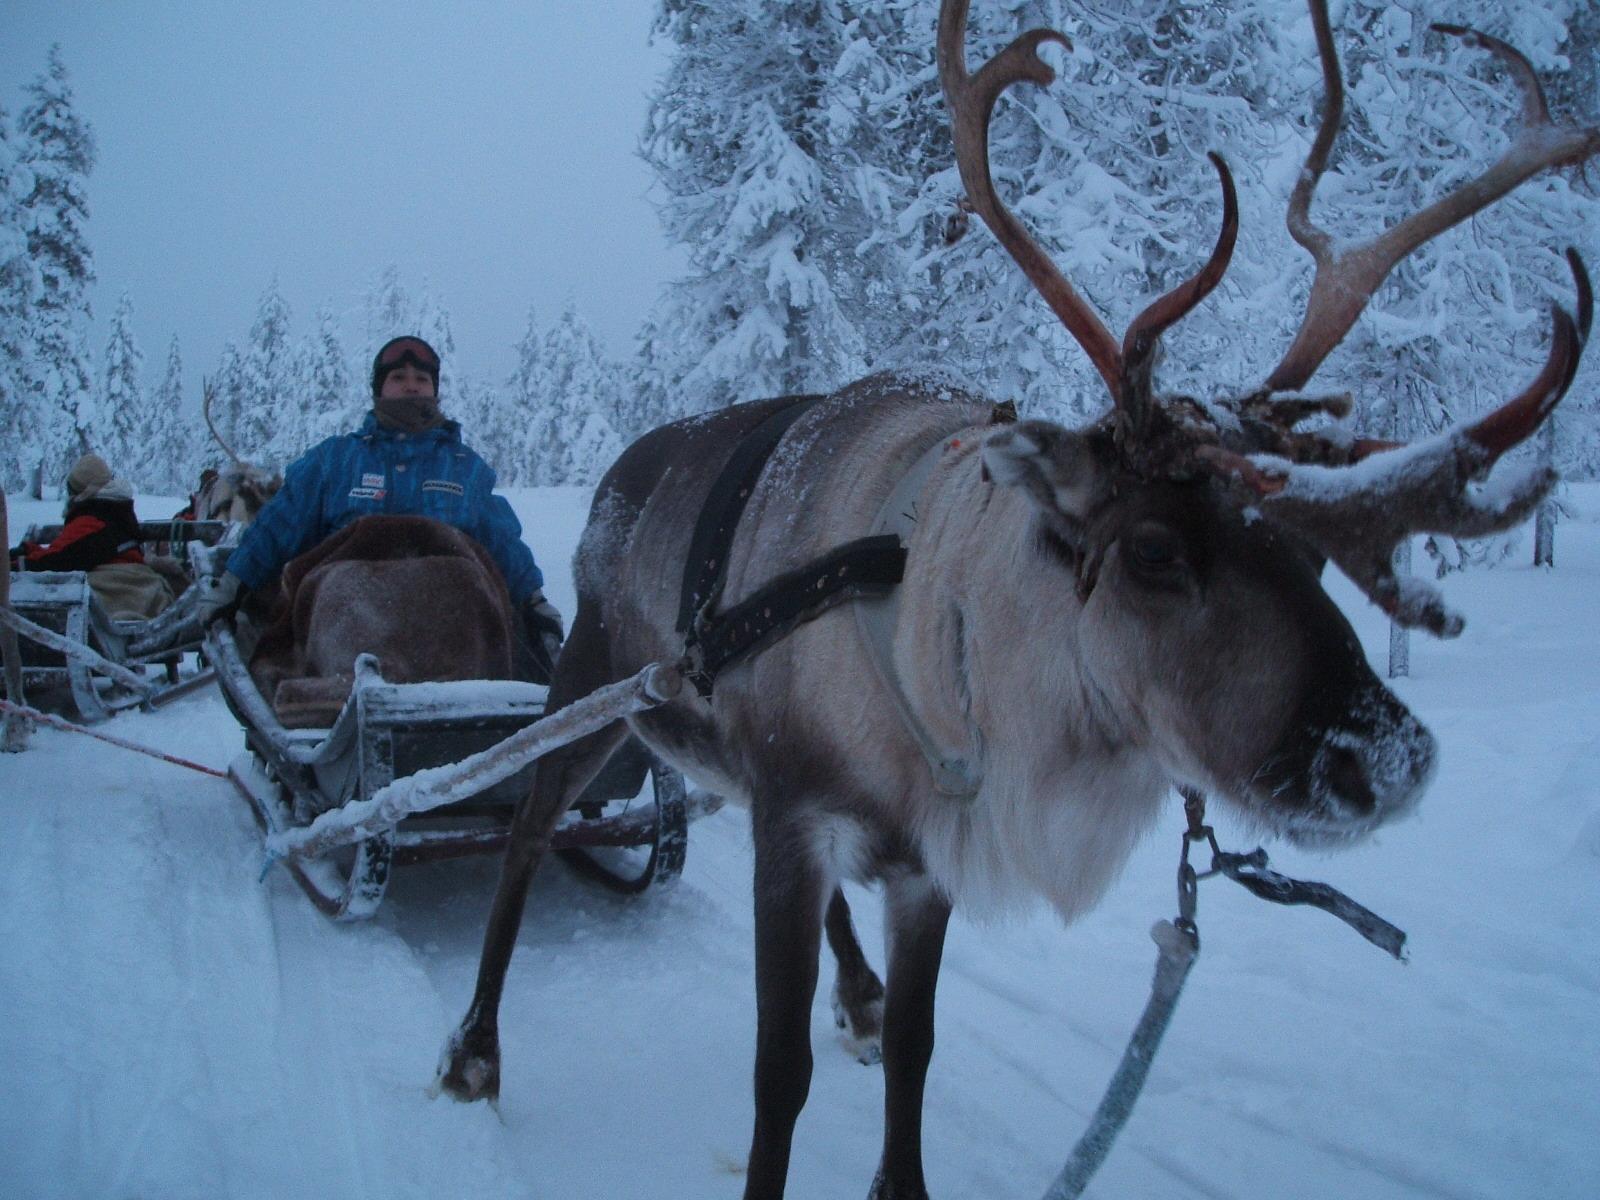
xmin=518 ymin=591 xmax=564 ymax=685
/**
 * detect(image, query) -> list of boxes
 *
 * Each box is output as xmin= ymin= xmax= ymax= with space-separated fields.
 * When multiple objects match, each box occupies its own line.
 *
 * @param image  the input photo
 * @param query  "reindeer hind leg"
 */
xmin=826 ymin=886 xmax=886 ymax=1065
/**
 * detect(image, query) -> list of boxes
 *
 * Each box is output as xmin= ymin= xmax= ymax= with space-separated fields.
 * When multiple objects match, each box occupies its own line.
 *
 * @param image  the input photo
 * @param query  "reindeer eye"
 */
xmin=1125 ymin=527 xmax=1184 ymax=574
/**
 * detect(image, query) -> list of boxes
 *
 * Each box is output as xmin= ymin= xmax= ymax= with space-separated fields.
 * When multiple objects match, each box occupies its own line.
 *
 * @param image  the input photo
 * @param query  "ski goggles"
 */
xmin=375 ymin=336 xmax=440 ymax=373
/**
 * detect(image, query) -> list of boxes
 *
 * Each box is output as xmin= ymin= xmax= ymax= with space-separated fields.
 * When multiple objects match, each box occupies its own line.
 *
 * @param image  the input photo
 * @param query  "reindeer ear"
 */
xmin=982 ymin=420 xmax=1105 ymax=520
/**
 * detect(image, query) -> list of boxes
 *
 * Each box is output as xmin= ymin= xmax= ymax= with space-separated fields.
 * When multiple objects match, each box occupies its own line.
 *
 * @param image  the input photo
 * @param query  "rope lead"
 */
xmin=0 ymin=697 xmax=227 ymax=779
xmin=1042 ymin=787 xmax=1407 ymax=1198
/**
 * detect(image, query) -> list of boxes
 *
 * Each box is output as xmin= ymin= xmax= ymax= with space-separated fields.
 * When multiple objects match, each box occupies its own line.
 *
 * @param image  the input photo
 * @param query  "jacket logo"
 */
xmin=349 ymin=486 xmax=386 ymax=500
xmin=422 ymin=480 xmax=465 ymax=498
xmin=361 ymin=473 xmax=385 ymax=488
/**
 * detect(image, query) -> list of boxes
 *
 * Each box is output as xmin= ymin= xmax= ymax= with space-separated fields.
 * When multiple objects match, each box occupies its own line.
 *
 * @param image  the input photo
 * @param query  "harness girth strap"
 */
xmin=692 ymin=535 xmax=906 ymax=685
xmin=677 ymin=395 xmax=827 ymax=637
xmin=678 ymin=394 xmax=906 ymax=695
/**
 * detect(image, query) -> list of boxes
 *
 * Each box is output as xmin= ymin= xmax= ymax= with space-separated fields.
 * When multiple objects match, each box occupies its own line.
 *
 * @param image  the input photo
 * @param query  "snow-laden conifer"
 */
xmin=449 ymin=375 xmax=507 ymax=478
xmin=511 ymin=302 xmax=623 ymax=486
xmin=298 ymin=304 xmax=359 ymax=451
xmin=240 ymin=278 xmax=293 ymax=460
xmin=207 ymin=340 xmax=249 ymax=464
xmin=541 ymin=302 xmax=623 ymax=486
xmin=638 ymin=1 xmax=870 ymax=417
xmin=151 ymin=335 xmax=193 ymax=494
xmin=417 ymin=286 xmax=457 ymax=399
xmin=97 ymin=291 xmax=148 ymax=483
xmin=364 ymin=265 xmax=414 ymax=351
xmin=505 ymin=305 xmax=547 ymax=484
xmin=0 ymin=102 xmax=42 ymax=492
xmin=17 ymin=44 xmax=96 ymax=493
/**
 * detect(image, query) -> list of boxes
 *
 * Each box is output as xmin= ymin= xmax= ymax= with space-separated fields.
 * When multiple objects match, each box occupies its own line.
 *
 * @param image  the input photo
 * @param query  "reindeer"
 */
xmin=192 ymin=379 xmax=282 ymax=526
xmin=439 ymin=2 xmax=1595 ymax=1196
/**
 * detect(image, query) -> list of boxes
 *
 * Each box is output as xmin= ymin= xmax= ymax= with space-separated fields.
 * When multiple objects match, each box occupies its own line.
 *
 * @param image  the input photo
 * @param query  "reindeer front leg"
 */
xmin=437 ymin=606 xmax=629 ymax=1103
xmin=436 ymin=726 xmax=622 ymax=1101
xmin=744 ymin=812 xmax=829 ymax=1200
xmin=870 ymin=872 xmax=952 ymax=1200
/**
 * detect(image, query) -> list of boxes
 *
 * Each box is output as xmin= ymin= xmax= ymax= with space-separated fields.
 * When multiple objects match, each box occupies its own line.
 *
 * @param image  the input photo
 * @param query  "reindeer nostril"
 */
xmin=1322 ymin=745 xmax=1376 ymax=817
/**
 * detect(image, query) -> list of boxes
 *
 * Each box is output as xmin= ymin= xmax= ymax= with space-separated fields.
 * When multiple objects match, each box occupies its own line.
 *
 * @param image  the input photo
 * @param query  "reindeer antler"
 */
xmin=937 ymin=0 xmax=1238 ymax=465
xmin=1193 ymin=0 xmax=1600 ymax=635
xmin=943 ymin=0 xmax=1594 ymax=636
xmin=202 ymin=378 xmax=245 ymax=467
xmin=1209 ymin=252 xmax=1591 ymax=636
xmin=1265 ymin=0 xmax=1600 ymax=392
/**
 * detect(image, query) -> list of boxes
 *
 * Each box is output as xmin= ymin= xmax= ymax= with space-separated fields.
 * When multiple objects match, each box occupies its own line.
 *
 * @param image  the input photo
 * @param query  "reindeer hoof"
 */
xmin=867 ymin=1168 xmax=929 ymax=1200
xmin=831 ymin=985 xmax=884 ymax=1066
xmin=433 ymin=1025 xmax=501 ymax=1103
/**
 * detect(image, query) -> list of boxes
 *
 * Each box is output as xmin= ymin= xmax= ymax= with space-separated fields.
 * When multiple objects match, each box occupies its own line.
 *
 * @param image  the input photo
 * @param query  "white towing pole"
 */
xmin=265 ymin=662 xmax=684 ymax=861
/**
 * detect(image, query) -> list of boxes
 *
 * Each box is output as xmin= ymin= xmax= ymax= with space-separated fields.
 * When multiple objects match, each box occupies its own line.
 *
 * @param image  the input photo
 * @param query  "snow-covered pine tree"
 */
xmin=450 ymin=374 xmax=510 ymax=479
xmin=505 ymin=305 xmax=548 ymax=485
xmin=364 ymin=265 xmax=414 ymax=351
xmin=540 ymin=301 xmax=623 ymax=485
xmin=206 ymin=340 xmax=249 ymax=463
xmin=638 ymin=0 xmax=872 ymax=419
xmin=239 ymin=277 xmax=293 ymax=460
xmin=508 ymin=302 xmax=625 ymax=485
xmin=17 ymin=44 xmax=97 ymax=495
xmin=0 ymin=102 xmax=42 ymax=492
xmin=151 ymin=335 xmax=193 ymax=493
xmin=416 ymin=286 xmax=458 ymax=400
xmin=297 ymin=304 xmax=359 ymax=451
xmin=1533 ymin=0 xmax=1600 ymax=559
xmin=97 ymin=291 xmax=149 ymax=484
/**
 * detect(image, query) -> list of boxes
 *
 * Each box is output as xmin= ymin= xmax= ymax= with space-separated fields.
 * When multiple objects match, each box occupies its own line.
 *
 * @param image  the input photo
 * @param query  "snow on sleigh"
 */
xmin=203 ymin=515 xmax=710 ymax=921
xmin=4 ymin=519 xmax=231 ymax=722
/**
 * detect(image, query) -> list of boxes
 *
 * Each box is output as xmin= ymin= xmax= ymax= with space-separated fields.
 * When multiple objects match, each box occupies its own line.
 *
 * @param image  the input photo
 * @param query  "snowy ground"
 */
xmin=2 ymin=483 xmax=1598 ymax=1200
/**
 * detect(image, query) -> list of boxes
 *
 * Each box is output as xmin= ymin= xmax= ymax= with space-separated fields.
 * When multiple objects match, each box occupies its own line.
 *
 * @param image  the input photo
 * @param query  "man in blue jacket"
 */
xmin=198 ymin=335 xmax=563 ymax=680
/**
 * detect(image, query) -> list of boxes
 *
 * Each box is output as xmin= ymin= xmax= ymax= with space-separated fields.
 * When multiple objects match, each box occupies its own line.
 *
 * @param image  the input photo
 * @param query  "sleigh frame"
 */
xmin=202 ymin=572 xmax=706 ymax=922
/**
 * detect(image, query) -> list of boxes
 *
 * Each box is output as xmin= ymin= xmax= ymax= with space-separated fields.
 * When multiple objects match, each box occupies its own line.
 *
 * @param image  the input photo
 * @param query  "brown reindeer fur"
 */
xmin=249 ymin=515 xmax=516 ymax=728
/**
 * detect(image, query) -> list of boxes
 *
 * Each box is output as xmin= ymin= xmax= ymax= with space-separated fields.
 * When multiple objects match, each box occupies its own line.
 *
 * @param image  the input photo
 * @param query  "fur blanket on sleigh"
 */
xmin=248 ymin=515 xmax=518 ymax=728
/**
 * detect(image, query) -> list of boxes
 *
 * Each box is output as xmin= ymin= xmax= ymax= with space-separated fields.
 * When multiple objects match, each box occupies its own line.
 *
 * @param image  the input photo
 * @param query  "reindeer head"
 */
xmin=942 ymin=0 xmax=1595 ymax=844
xmin=199 ymin=378 xmax=284 ymax=525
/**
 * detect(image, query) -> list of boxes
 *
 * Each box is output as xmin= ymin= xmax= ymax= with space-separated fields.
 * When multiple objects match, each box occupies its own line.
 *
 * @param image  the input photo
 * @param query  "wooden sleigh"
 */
xmin=4 ymin=520 xmax=230 ymax=722
xmin=198 ymin=535 xmax=715 ymax=922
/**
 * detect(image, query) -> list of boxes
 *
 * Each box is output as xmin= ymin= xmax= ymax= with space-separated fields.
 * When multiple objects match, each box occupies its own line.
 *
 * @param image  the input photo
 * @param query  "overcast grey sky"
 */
xmin=3 ymin=0 xmax=683 ymax=394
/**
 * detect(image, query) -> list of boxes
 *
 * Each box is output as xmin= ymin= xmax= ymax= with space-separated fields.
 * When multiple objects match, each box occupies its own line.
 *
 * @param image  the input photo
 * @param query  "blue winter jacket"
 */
xmin=226 ymin=414 xmax=543 ymax=602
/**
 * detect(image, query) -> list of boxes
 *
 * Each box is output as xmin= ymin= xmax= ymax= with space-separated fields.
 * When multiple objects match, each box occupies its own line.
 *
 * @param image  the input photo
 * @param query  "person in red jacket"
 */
xmin=10 ymin=454 xmax=146 ymax=572
xmin=8 ymin=454 xmax=173 ymax=618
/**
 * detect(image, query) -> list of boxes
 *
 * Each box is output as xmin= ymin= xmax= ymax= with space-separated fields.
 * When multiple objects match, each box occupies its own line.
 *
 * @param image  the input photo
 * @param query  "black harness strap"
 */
xmin=692 ymin=535 xmax=905 ymax=688
xmin=677 ymin=395 xmax=826 ymax=636
xmin=677 ymin=395 xmax=906 ymax=696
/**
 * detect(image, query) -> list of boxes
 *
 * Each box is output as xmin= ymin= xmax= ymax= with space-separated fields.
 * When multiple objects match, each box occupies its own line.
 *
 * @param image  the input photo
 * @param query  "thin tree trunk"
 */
xmin=1387 ymin=539 xmax=1410 ymax=679
xmin=1 ymin=490 xmax=33 ymax=751
xmin=1533 ymin=420 xmax=1556 ymax=568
